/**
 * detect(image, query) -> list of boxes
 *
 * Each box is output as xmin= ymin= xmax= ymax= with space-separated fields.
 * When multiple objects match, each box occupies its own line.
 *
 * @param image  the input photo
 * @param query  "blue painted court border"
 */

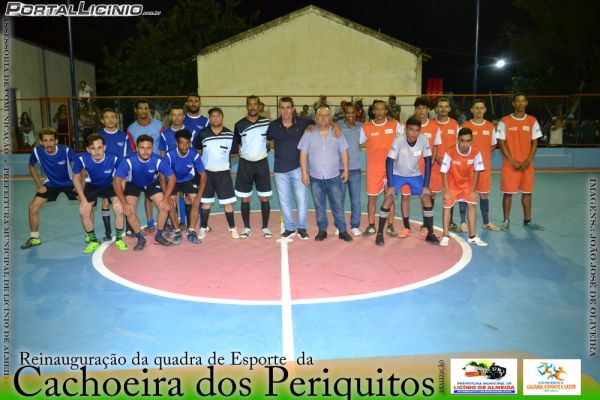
xmin=5 ymin=171 xmax=600 ymax=381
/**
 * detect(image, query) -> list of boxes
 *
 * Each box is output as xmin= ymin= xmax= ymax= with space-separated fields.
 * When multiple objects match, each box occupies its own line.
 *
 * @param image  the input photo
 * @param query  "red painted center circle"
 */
xmin=100 ymin=212 xmax=465 ymax=302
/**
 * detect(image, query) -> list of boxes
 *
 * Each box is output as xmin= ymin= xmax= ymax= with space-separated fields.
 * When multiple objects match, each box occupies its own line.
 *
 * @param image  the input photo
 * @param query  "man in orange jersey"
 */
xmin=399 ymin=97 xmax=441 ymax=237
xmin=359 ymin=100 xmax=404 ymax=237
xmin=496 ymin=93 xmax=544 ymax=230
xmin=434 ymin=96 xmax=461 ymax=231
xmin=461 ymin=99 xmax=500 ymax=231
xmin=439 ymin=128 xmax=488 ymax=247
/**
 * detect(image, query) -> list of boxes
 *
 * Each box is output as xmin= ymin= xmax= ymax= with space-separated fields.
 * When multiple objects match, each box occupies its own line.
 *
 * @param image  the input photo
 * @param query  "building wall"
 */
xmin=197 ymin=12 xmax=422 ymax=124
xmin=1 ymin=33 xmax=95 ymax=152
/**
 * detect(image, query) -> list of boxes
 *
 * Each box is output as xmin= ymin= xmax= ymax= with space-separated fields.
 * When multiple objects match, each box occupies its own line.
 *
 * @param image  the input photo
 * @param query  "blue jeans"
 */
xmin=340 ymin=169 xmax=361 ymax=229
xmin=274 ymin=167 xmax=308 ymax=231
xmin=309 ymin=176 xmax=347 ymax=232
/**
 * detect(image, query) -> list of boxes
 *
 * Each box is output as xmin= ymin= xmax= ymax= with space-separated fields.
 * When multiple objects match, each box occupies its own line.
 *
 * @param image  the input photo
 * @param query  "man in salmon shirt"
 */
xmin=439 ymin=127 xmax=488 ymax=247
xmin=496 ymin=93 xmax=544 ymax=231
xmin=461 ymin=99 xmax=500 ymax=231
xmin=360 ymin=100 xmax=404 ymax=238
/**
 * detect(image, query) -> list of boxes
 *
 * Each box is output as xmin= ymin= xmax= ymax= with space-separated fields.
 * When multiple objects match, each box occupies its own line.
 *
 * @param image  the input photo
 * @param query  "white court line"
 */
xmin=92 ymin=218 xmax=472 ymax=307
xmin=277 ymin=236 xmax=295 ymax=361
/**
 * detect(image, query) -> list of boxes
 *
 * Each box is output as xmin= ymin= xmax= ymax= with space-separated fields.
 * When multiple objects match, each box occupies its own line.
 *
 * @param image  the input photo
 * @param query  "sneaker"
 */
xmin=375 ymin=232 xmax=384 ymax=246
xmin=83 ymin=241 xmax=100 ymax=254
xmin=262 ymin=228 xmax=273 ymax=238
xmin=281 ymin=230 xmax=295 ymax=239
xmin=133 ymin=237 xmax=147 ymax=251
xmin=297 ymin=229 xmax=309 ymax=240
xmin=468 ymin=236 xmax=488 ymax=246
xmin=500 ymin=220 xmax=510 ymax=231
xmin=523 ymin=220 xmax=545 ymax=231
xmin=20 ymin=237 xmax=42 ymax=249
xmin=187 ymin=232 xmax=201 ymax=244
xmin=240 ymin=228 xmax=252 ymax=239
xmin=114 ymin=239 xmax=128 ymax=251
xmin=459 ymin=223 xmax=468 ymax=233
xmin=103 ymin=234 xmax=112 ymax=242
xmin=362 ymin=224 xmax=376 ymax=236
xmin=315 ymin=230 xmax=327 ymax=241
xmin=172 ymin=233 xmax=182 ymax=245
xmin=198 ymin=226 xmax=211 ymax=239
xmin=338 ymin=231 xmax=353 ymax=242
xmin=399 ymin=228 xmax=410 ymax=238
xmin=84 ymin=235 xmax=91 ymax=243
xmin=229 ymin=227 xmax=240 ymax=239
xmin=440 ymin=236 xmax=450 ymax=247
xmin=483 ymin=223 xmax=501 ymax=231
xmin=425 ymin=233 xmax=439 ymax=244
xmin=351 ymin=227 xmax=362 ymax=236
xmin=386 ymin=225 xmax=398 ymax=237
xmin=155 ymin=236 xmax=175 ymax=246
xmin=449 ymin=222 xmax=459 ymax=232
xmin=142 ymin=225 xmax=155 ymax=233
xmin=179 ymin=223 xmax=187 ymax=232
xmin=419 ymin=225 xmax=428 ymax=236
xmin=334 ymin=228 xmax=339 ymax=235
xmin=126 ymin=230 xmax=136 ymax=238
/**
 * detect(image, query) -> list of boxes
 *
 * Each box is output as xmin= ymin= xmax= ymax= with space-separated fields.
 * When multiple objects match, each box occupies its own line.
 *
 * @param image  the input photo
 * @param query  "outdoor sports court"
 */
xmin=7 ymin=167 xmax=599 ymax=391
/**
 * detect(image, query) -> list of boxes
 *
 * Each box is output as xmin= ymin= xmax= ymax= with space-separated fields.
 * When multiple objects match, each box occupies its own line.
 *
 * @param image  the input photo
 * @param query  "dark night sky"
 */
xmin=11 ymin=0 xmax=521 ymax=94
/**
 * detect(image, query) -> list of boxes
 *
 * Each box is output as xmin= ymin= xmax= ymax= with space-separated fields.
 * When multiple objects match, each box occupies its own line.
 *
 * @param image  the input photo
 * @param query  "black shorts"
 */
xmin=175 ymin=177 xmax=200 ymax=196
xmin=202 ymin=170 xmax=236 ymax=205
xmin=235 ymin=157 xmax=272 ymax=198
xmin=35 ymin=185 xmax=78 ymax=202
xmin=124 ymin=181 xmax=163 ymax=198
xmin=84 ymin=184 xmax=116 ymax=203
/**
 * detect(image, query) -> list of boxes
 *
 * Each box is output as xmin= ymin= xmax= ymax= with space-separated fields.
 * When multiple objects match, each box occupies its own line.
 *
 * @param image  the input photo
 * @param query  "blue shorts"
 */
xmin=393 ymin=175 xmax=424 ymax=196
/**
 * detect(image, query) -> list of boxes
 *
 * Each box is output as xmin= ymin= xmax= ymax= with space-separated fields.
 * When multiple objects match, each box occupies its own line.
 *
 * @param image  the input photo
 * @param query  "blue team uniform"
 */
xmin=99 ymin=129 xmax=134 ymax=159
xmin=184 ymin=114 xmax=209 ymax=140
xmin=74 ymin=152 xmax=119 ymax=187
xmin=159 ymin=127 xmax=181 ymax=154
xmin=29 ymin=145 xmax=74 ymax=187
xmin=165 ymin=148 xmax=206 ymax=183
xmin=115 ymin=152 xmax=173 ymax=190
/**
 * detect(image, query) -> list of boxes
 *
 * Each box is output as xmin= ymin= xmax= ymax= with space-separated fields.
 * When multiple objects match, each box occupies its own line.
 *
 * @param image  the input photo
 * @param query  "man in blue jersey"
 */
xmin=164 ymin=130 xmax=207 ymax=244
xmin=127 ymin=99 xmax=165 ymax=232
xmin=183 ymin=94 xmax=209 ymax=138
xmin=113 ymin=135 xmax=176 ymax=250
xmin=72 ymin=134 xmax=128 ymax=253
xmin=234 ymin=95 xmax=273 ymax=239
xmin=21 ymin=128 xmax=77 ymax=249
xmin=98 ymin=108 xmax=134 ymax=241
xmin=193 ymin=107 xmax=240 ymax=239
xmin=159 ymin=104 xmax=186 ymax=157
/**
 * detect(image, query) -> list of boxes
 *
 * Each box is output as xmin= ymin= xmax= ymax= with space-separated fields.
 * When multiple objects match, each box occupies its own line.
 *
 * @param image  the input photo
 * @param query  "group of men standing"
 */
xmin=20 ymin=93 xmax=544 ymax=253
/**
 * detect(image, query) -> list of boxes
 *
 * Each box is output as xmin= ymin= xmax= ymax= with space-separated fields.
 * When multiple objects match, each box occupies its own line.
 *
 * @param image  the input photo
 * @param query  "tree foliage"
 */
xmin=98 ymin=0 xmax=254 ymax=95
xmin=508 ymin=0 xmax=600 ymax=94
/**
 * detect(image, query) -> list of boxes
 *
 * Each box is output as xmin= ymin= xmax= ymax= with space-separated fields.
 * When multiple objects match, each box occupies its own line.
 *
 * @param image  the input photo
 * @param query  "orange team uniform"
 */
xmin=496 ymin=114 xmax=542 ymax=193
xmin=440 ymin=144 xmax=485 ymax=208
xmin=462 ymin=119 xmax=497 ymax=193
xmin=360 ymin=118 xmax=403 ymax=195
xmin=401 ymin=118 xmax=441 ymax=195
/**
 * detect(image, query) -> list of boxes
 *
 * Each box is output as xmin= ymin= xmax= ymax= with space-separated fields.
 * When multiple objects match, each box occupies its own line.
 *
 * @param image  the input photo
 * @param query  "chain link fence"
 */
xmin=8 ymin=94 xmax=600 ymax=153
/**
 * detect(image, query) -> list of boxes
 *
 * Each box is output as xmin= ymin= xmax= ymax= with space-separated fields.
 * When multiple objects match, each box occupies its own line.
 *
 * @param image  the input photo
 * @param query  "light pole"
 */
xmin=473 ymin=0 xmax=480 ymax=94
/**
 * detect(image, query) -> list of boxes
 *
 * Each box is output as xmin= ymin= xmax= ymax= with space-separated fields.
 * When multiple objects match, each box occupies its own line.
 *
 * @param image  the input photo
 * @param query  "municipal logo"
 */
xmin=451 ymin=358 xmax=517 ymax=395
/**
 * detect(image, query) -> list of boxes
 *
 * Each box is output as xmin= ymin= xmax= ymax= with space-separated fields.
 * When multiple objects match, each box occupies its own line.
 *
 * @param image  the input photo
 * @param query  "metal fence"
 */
xmin=8 ymin=94 xmax=600 ymax=153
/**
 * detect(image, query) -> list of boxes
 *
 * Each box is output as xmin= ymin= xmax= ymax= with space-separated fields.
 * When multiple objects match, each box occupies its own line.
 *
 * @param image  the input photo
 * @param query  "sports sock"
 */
xmin=136 ymin=232 xmax=144 ymax=240
xmin=184 ymin=204 xmax=192 ymax=227
xmin=261 ymin=201 xmax=270 ymax=229
xmin=101 ymin=208 xmax=111 ymax=235
xmin=241 ymin=202 xmax=251 ymax=228
xmin=178 ymin=197 xmax=186 ymax=226
xmin=201 ymin=209 xmax=210 ymax=228
xmin=86 ymin=230 xmax=98 ymax=243
xmin=423 ymin=206 xmax=434 ymax=235
xmin=480 ymin=198 xmax=490 ymax=225
xmin=402 ymin=216 xmax=410 ymax=229
xmin=146 ymin=218 xmax=155 ymax=228
xmin=225 ymin=211 xmax=235 ymax=229
xmin=378 ymin=207 xmax=390 ymax=234
xmin=115 ymin=229 xmax=123 ymax=240
xmin=459 ymin=202 xmax=467 ymax=224
xmin=31 ymin=231 xmax=40 ymax=239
